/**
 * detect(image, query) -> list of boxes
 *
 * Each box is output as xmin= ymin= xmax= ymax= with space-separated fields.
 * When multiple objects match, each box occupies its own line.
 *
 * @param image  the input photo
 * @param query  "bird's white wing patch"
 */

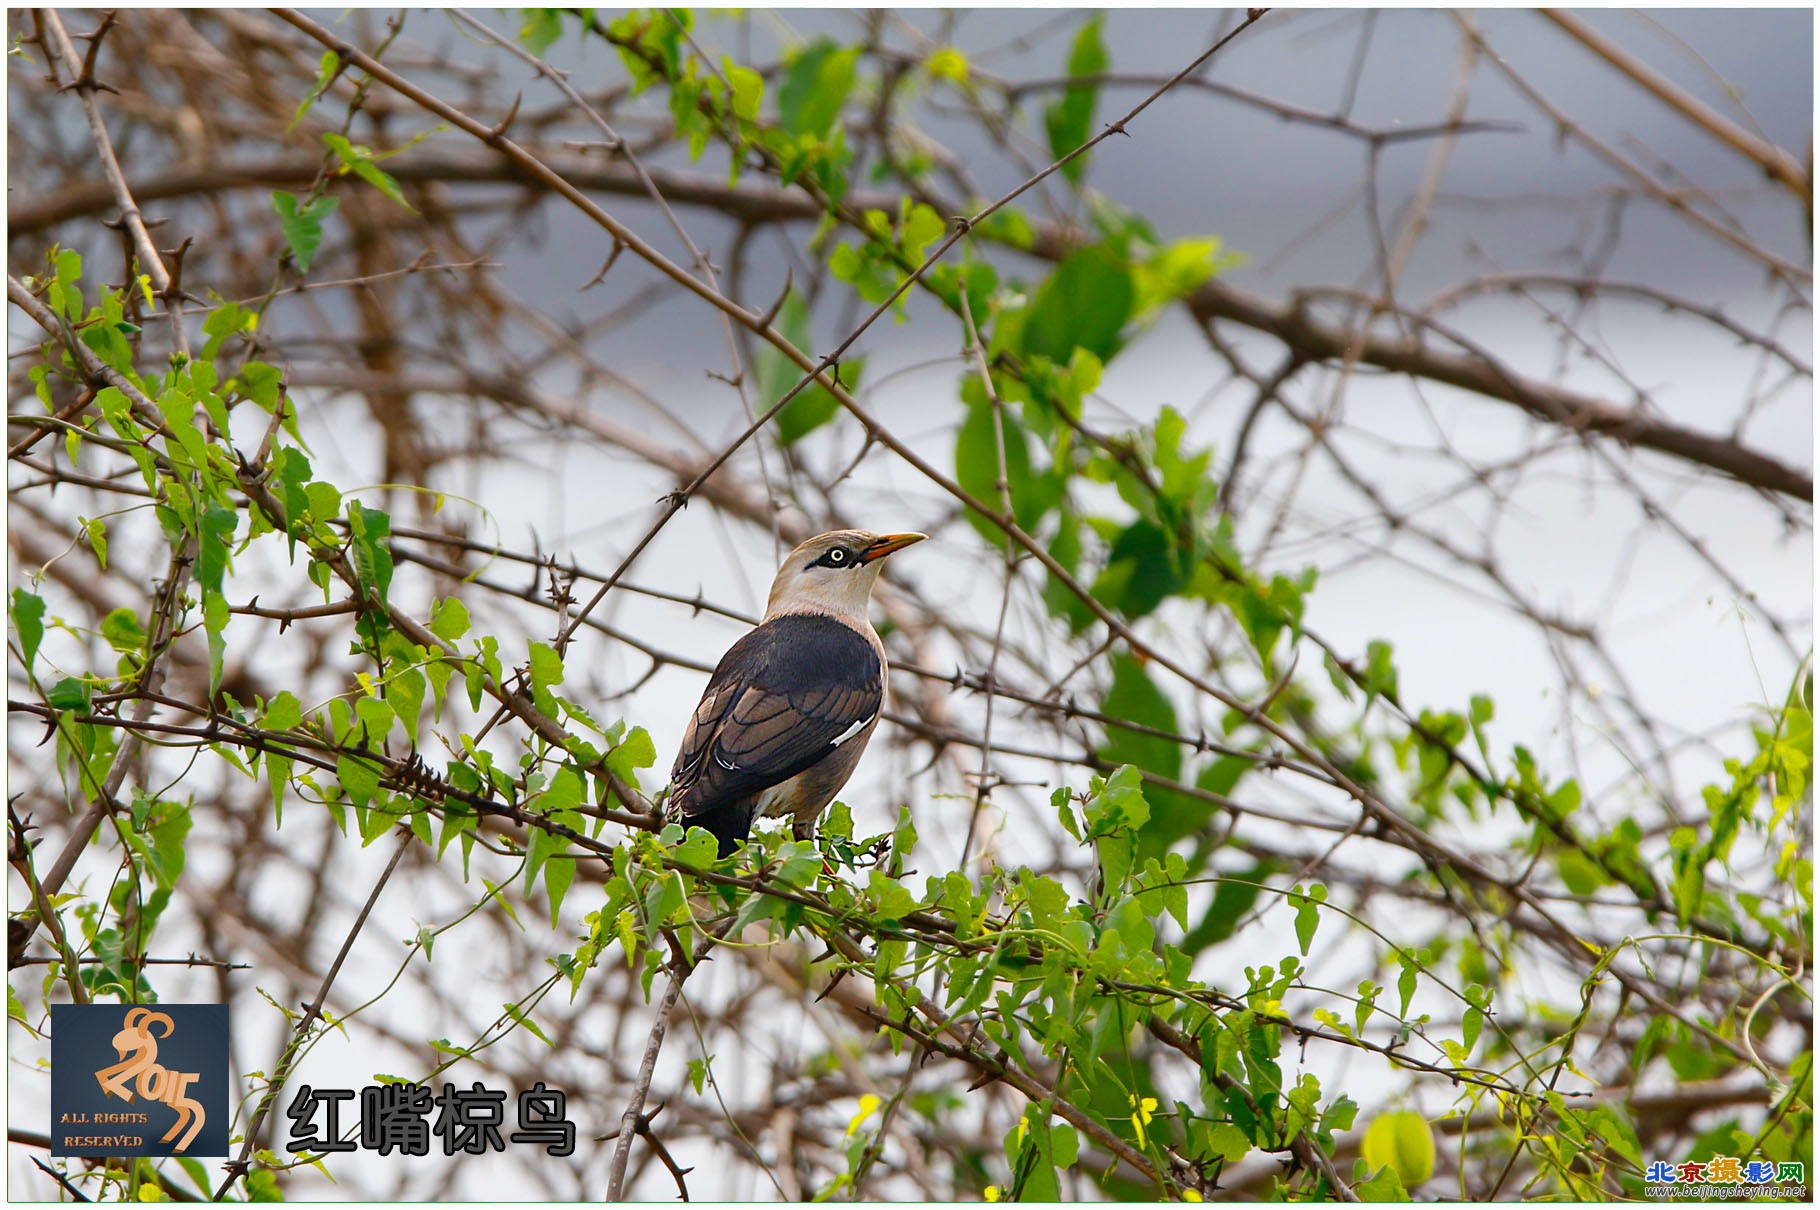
xmin=829 ymin=715 xmax=873 ymax=747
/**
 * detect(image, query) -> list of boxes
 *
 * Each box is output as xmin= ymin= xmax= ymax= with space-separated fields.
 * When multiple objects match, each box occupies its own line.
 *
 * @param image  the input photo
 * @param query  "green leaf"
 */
xmin=1321 ymin=1095 xmax=1362 ymax=1143
xmin=900 ymin=203 xmax=945 ymax=262
xmin=606 ymin=9 xmax=689 ymax=94
xmin=384 ymin=662 xmax=426 ymax=744
xmin=1557 ymin=849 xmax=1606 ymax=895
xmin=1092 ymin=520 xmax=1190 ymax=620
xmin=755 ymin=292 xmax=855 ymax=446
xmin=156 ymin=386 xmax=208 ymax=465
xmin=47 ymin=677 xmax=91 ymax=712
xmin=1151 ymin=404 xmax=1219 ymax=507
xmin=889 ymin=805 xmax=918 ymax=870
xmin=724 ymin=61 xmax=764 ymax=122
xmin=528 ymin=641 xmax=564 ymax=714
xmin=1011 ymin=1105 xmax=1061 ymax=1200
xmin=504 ymin=1000 xmax=556 ymax=1047
xmin=262 ymin=691 xmax=304 ymax=733
xmin=1360 ymin=1110 xmax=1434 ymax=1189
xmin=644 ymin=871 xmax=687 ymax=927
xmin=345 ymin=501 xmax=395 ymax=621
xmin=354 ymin=695 xmax=395 ymax=746
xmin=1088 ymin=194 xmax=1159 ymax=258
xmin=305 ymin=480 xmax=342 ymax=525
xmin=289 ymin=51 xmax=340 ymax=131
xmin=1354 ymin=979 xmax=1380 ymax=1036
xmin=518 ymin=8 xmax=563 ymax=56
xmin=1097 ymin=652 xmax=1181 ymax=780
xmin=1461 ymin=983 xmax=1489 ymax=1053
xmin=538 ymin=767 xmax=582 ymax=816
xmin=1363 ymin=639 xmax=1399 ymax=704
xmin=1204 ymin=1120 xmax=1250 ymax=1163
xmin=200 ymin=301 xmax=258 ymax=361
xmin=1083 ymin=764 xmax=1151 ymax=835
xmin=1352 ymin=1163 xmax=1408 ymax=1202
xmin=543 ymin=838 xmax=576 ymax=926
xmin=11 ymin=589 xmax=45 ymax=671
xmin=194 ymin=504 xmax=238 ymax=597
xmin=776 ymin=379 xmax=848 ymax=446
xmin=1023 ymin=245 xmax=1133 ymax=365
xmin=928 ymin=258 xmax=999 ymax=324
xmin=48 ymin=247 xmax=84 ymax=318
xmin=429 ymin=597 xmax=470 ymax=643
xmin=201 ymin=380 xmax=230 ymax=447
xmin=1042 ymin=19 xmax=1108 ymax=182
xmin=1135 ymin=237 xmax=1232 ymax=312
xmin=1041 ymin=511 xmax=1096 ymax=633
xmin=204 ymin=589 xmax=230 ymax=699
xmin=1221 ymin=571 xmax=1311 ymax=667
xmin=267 ymin=754 xmax=292 ymax=825
xmin=606 ymin=726 xmax=658 ymax=783
xmin=338 ymin=752 xmax=382 ymax=806
xmin=322 ymin=133 xmax=416 ymax=212
xmin=828 ymin=240 xmax=891 ymax=303
xmin=100 ymin=607 xmax=146 ymax=654
xmin=953 ymin=388 xmax=1060 ymax=541
xmin=673 ymin=826 xmax=721 ymax=870
xmin=867 ymin=869 xmax=915 ymax=921
xmin=147 ymin=802 xmax=192 ymax=889
xmin=75 ymin=520 xmax=107 ymax=576
xmin=777 ymin=39 xmax=857 ymax=139
xmin=271 ymin=191 xmax=340 ymax=273
xmin=1291 ymin=883 xmax=1327 ymax=956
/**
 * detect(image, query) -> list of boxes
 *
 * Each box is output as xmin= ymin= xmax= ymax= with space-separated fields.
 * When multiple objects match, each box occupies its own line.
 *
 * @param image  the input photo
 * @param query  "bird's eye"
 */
xmin=826 ymin=548 xmax=848 ymax=565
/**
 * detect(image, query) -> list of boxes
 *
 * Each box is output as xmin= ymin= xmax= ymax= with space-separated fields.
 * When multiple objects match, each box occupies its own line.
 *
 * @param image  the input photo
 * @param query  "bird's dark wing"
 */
xmin=672 ymin=613 xmax=882 ymax=819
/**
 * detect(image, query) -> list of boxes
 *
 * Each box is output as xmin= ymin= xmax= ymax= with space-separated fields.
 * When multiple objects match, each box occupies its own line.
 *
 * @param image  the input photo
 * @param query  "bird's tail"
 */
xmin=682 ymin=800 xmax=754 ymax=859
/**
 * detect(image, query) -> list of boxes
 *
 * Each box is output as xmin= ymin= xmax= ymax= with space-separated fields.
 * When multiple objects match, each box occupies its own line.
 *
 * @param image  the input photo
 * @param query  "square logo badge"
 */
xmin=51 ymin=1004 xmax=229 ymax=1157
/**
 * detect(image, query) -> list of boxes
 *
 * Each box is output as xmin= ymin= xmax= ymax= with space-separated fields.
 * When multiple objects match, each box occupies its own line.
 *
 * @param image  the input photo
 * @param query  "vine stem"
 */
xmin=213 ymin=831 xmax=412 ymax=1199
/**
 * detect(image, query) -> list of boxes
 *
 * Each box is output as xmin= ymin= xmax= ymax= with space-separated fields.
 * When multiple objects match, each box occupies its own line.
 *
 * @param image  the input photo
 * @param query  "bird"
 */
xmin=668 ymin=529 xmax=925 ymax=857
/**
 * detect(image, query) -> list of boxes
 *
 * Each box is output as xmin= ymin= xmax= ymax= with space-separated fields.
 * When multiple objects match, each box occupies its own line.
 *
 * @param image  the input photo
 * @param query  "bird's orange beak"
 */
xmin=862 ymin=532 xmax=926 ymax=562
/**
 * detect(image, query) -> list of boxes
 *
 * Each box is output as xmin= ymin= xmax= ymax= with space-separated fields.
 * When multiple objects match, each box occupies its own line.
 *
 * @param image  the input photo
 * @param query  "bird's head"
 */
xmin=764 ymin=529 xmax=925 ymax=621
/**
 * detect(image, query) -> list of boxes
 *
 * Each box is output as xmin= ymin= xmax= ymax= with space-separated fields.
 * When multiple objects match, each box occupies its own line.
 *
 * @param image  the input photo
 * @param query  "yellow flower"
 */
xmin=1130 ymin=1095 xmax=1159 ymax=1148
xmin=927 ymin=47 xmax=969 ymax=84
xmin=983 ymin=1185 xmax=1001 ymax=1202
xmin=844 ymin=1093 xmax=881 ymax=1138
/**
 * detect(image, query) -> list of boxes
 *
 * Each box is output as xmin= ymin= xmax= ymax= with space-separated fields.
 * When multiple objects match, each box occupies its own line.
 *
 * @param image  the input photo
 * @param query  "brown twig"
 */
xmin=1538 ymin=9 xmax=1810 ymax=202
xmin=606 ymin=924 xmax=728 ymax=1200
xmin=39 ymin=8 xmax=190 ymax=358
